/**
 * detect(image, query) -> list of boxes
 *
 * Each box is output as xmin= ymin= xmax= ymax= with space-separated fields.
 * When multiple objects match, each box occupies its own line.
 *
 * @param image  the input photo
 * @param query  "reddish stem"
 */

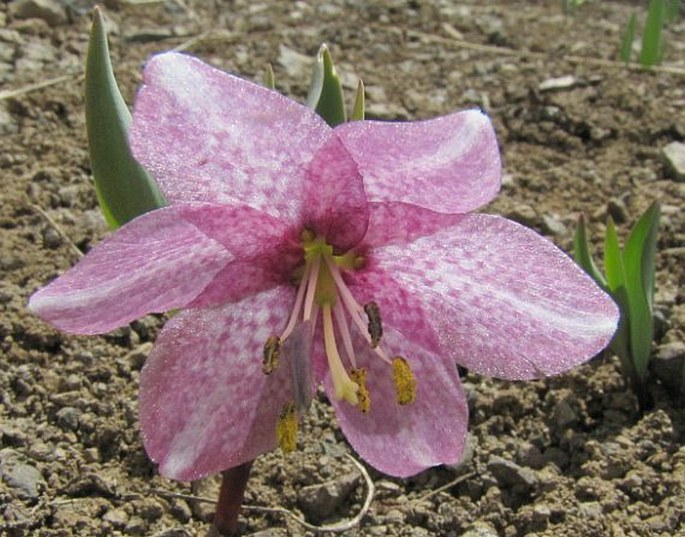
xmin=210 ymin=461 xmax=254 ymax=536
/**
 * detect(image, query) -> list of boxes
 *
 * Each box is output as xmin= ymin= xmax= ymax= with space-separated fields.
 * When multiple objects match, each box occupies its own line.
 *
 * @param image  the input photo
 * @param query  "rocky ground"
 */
xmin=1 ymin=1 xmax=684 ymax=536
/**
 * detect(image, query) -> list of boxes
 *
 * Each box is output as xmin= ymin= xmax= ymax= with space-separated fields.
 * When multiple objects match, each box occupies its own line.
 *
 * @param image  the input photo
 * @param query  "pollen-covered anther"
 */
xmin=262 ymin=335 xmax=281 ymax=375
xmin=363 ymin=301 xmax=383 ymax=348
xmin=350 ymin=368 xmax=371 ymax=413
xmin=276 ymin=402 xmax=298 ymax=453
xmin=392 ymin=356 xmax=417 ymax=405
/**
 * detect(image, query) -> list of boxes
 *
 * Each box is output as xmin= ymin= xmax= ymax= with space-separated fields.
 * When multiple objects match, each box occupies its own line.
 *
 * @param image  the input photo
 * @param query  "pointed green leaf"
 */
xmin=573 ymin=214 xmax=607 ymax=287
xmin=350 ymin=78 xmax=365 ymax=121
xmin=264 ymin=63 xmax=275 ymax=90
xmin=640 ymin=0 xmax=665 ymax=66
xmin=306 ymin=44 xmax=346 ymax=127
xmin=619 ymin=13 xmax=637 ymax=63
xmin=623 ymin=201 xmax=660 ymax=310
xmin=622 ymin=202 xmax=660 ymax=380
xmin=609 ymin=285 xmax=635 ymax=384
xmin=603 ymin=217 xmax=625 ymax=293
xmin=664 ymin=0 xmax=680 ymax=24
xmin=86 ymin=7 xmax=166 ymax=230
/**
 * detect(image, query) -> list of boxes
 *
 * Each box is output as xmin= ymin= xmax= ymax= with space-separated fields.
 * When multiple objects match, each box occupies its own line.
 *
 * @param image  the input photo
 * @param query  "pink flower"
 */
xmin=29 ymin=53 xmax=618 ymax=481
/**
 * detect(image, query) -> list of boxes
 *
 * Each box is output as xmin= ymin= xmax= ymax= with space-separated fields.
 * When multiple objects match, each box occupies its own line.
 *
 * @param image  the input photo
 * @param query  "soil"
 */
xmin=1 ymin=1 xmax=684 ymax=536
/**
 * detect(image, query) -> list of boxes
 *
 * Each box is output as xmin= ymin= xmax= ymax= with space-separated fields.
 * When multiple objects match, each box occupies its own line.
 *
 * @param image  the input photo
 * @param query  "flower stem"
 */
xmin=209 ymin=461 xmax=253 ymax=536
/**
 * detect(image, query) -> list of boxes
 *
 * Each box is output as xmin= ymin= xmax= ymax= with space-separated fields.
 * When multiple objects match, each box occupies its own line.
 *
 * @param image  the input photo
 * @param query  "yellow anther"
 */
xmin=276 ymin=402 xmax=298 ymax=453
xmin=262 ymin=335 xmax=281 ymax=374
xmin=363 ymin=301 xmax=383 ymax=348
xmin=392 ymin=356 xmax=416 ymax=405
xmin=350 ymin=368 xmax=371 ymax=413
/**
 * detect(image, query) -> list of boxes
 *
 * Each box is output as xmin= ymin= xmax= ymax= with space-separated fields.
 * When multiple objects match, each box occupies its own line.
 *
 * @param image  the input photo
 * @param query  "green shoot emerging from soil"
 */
xmin=619 ymin=0 xmax=681 ymax=66
xmin=574 ymin=202 xmax=661 ymax=406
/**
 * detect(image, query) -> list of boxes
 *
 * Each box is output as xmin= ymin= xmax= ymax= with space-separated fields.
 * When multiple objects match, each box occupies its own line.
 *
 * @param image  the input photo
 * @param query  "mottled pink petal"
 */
xmin=328 ymin=326 xmax=468 ymax=477
xmin=140 ymin=286 xmax=295 ymax=481
xmin=303 ymin=135 xmax=368 ymax=251
xmin=335 ymin=110 xmax=501 ymax=213
xmin=362 ymin=202 xmax=465 ymax=248
xmin=184 ymin=204 xmax=299 ymax=307
xmin=27 ymin=205 xmax=238 ymax=334
xmin=130 ymin=52 xmax=367 ymax=243
xmin=355 ymin=214 xmax=619 ymax=380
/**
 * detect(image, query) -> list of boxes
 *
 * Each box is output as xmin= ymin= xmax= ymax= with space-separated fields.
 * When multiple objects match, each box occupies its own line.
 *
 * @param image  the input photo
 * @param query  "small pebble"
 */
xmin=662 ymin=141 xmax=685 ymax=182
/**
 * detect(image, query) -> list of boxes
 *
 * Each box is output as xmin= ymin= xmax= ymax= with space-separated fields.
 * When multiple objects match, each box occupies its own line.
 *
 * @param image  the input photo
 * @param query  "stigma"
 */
xmin=268 ymin=231 xmax=417 ymax=452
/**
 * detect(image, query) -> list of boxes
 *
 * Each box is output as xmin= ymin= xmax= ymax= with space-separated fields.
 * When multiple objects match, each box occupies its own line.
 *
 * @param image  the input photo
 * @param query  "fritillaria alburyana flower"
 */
xmin=29 ymin=53 xmax=618 ymax=480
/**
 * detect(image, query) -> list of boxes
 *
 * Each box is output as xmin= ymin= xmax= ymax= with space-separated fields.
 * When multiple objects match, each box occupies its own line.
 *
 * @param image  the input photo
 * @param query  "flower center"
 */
xmin=263 ymin=230 xmax=417 ymax=452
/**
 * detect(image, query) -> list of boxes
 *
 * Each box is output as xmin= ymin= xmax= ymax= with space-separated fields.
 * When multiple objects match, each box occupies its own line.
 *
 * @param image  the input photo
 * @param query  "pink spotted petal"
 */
xmin=27 ymin=204 xmax=239 ymax=334
xmin=303 ymin=135 xmax=368 ymax=252
xmin=329 ymin=326 xmax=468 ymax=477
xmin=130 ymin=52 xmax=367 ymax=239
xmin=361 ymin=202 xmax=465 ymax=248
xmin=335 ymin=110 xmax=501 ymax=214
xmin=357 ymin=214 xmax=619 ymax=380
xmin=140 ymin=286 xmax=295 ymax=481
xmin=183 ymin=203 xmax=298 ymax=307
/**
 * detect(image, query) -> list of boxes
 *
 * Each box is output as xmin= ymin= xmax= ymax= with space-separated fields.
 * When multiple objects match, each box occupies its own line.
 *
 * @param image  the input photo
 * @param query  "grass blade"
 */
xmin=573 ymin=214 xmax=607 ymax=287
xmin=640 ymin=0 xmax=665 ymax=66
xmin=350 ymin=78 xmax=365 ymax=121
xmin=619 ymin=13 xmax=637 ymax=63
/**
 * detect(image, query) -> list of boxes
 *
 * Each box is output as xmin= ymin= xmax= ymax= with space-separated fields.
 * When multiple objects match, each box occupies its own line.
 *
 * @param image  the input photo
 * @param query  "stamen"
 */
xmin=302 ymin=254 xmax=321 ymax=322
xmin=350 ymin=368 xmax=371 ymax=413
xmin=262 ymin=335 xmax=281 ymax=374
xmin=276 ymin=402 xmax=298 ymax=452
xmin=392 ymin=356 xmax=417 ymax=405
xmin=322 ymin=305 xmax=359 ymax=405
xmin=324 ymin=256 xmax=391 ymax=364
xmin=281 ymin=263 xmax=311 ymax=341
xmin=363 ymin=301 xmax=383 ymax=348
xmin=333 ymin=300 xmax=356 ymax=369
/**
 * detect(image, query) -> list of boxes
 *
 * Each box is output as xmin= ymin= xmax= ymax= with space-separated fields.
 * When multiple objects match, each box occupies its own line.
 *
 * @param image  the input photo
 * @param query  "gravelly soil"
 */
xmin=1 ymin=1 xmax=684 ymax=536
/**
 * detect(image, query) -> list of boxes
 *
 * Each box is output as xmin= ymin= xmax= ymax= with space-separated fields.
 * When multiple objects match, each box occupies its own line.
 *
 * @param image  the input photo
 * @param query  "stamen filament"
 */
xmin=303 ymin=254 xmax=321 ymax=322
xmin=333 ymin=300 xmax=357 ymax=369
xmin=281 ymin=262 xmax=311 ymax=341
xmin=322 ymin=305 xmax=359 ymax=405
xmin=324 ymin=255 xmax=392 ymax=364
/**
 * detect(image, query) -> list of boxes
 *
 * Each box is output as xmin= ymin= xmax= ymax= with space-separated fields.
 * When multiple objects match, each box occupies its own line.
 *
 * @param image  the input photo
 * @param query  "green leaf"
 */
xmin=350 ymin=78 xmax=365 ymax=121
xmin=664 ymin=0 xmax=680 ymax=24
xmin=609 ymin=285 xmax=636 ymax=384
xmin=306 ymin=44 xmax=346 ymax=127
xmin=640 ymin=0 xmax=665 ymax=66
xmin=86 ymin=7 xmax=166 ymax=230
xmin=623 ymin=201 xmax=660 ymax=310
xmin=619 ymin=13 xmax=637 ymax=63
xmin=622 ymin=201 xmax=660 ymax=380
xmin=603 ymin=217 xmax=625 ymax=293
xmin=264 ymin=63 xmax=275 ymax=90
xmin=573 ymin=214 xmax=607 ymax=287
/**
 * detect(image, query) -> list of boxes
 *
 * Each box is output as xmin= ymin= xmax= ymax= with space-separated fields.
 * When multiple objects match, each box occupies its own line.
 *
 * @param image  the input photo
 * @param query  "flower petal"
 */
xmin=28 ymin=204 xmax=235 ymax=334
xmin=140 ymin=286 xmax=295 ymax=481
xmin=362 ymin=202 xmax=465 ymax=248
xmin=130 ymin=52 xmax=367 ymax=239
xmin=356 ymin=214 xmax=619 ymax=380
xmin=335 ymin=110 xmax=501 ymax=214
xmin=303 ymin=135 xmax=368 ymax=252
xmin=328 ymin=326 xmax=468 ymax=478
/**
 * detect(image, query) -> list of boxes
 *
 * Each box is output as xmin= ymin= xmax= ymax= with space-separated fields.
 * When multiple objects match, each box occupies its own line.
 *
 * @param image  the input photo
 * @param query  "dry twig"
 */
xmin=151 ymin=453 xmax=374 ymax=532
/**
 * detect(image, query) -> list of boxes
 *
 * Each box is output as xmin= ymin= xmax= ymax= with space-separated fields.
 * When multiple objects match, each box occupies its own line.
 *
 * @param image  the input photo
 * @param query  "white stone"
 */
xmin=662 ymin=141 xmax=685 ymax=182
